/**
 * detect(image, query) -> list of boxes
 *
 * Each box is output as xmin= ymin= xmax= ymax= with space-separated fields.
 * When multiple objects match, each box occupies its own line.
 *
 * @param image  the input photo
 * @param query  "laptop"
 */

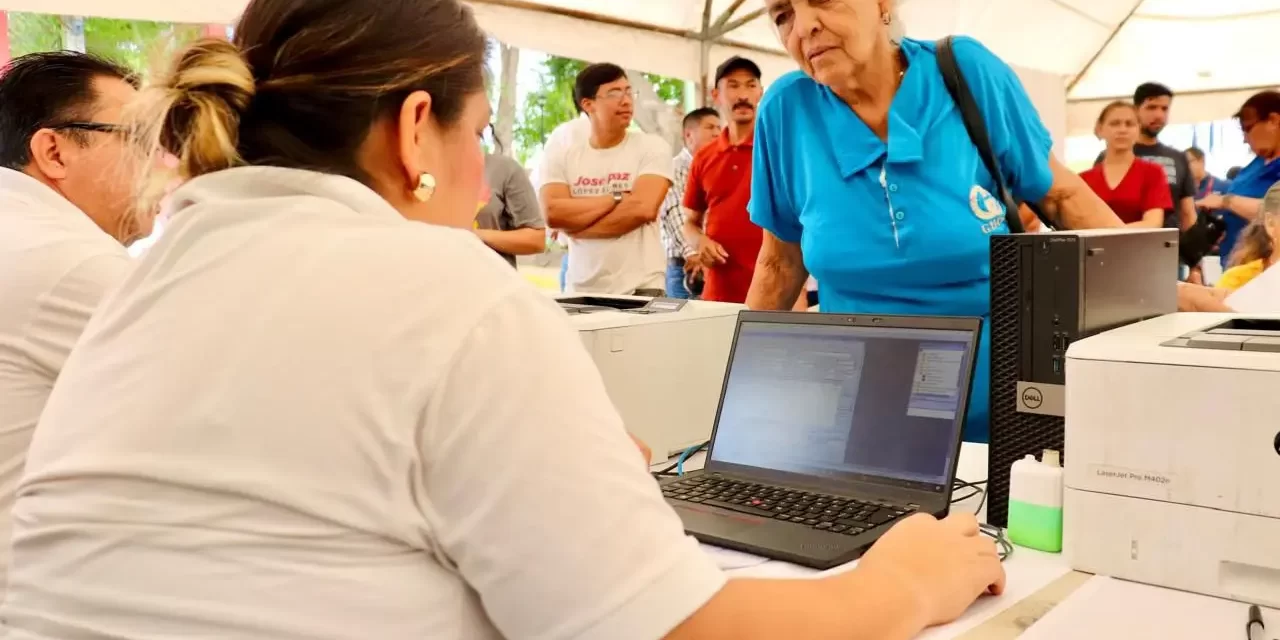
xmin=661 ymin=311 xmax=982 ymax=570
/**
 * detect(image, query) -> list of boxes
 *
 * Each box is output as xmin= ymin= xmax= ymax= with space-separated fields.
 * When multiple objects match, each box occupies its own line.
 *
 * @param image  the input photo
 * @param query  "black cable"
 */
xmin=979 ymin=523 xmax=1013 ymax=562
xmin=953 ymin=478 xmax=990 ymax=516
xmin=953 ymin=478 xmax=988 ymax=491
xmin=973 ymin=485 xmax=989 ymax=516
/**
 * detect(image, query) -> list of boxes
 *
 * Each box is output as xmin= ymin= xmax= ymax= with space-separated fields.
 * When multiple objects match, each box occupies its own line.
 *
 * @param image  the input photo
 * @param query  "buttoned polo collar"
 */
xmin=823 ymin=39 xmax=929 ymax=179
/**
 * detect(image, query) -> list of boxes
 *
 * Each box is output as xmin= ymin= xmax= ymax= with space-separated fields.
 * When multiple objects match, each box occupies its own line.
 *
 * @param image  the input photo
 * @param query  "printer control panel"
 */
xmin=1161 ymin=318 xmax=1280 ymax=352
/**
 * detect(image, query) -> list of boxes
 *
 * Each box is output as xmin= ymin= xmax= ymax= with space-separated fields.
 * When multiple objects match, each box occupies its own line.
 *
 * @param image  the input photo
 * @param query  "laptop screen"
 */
xmin=706 ymin=319 xmax=977 ymax=491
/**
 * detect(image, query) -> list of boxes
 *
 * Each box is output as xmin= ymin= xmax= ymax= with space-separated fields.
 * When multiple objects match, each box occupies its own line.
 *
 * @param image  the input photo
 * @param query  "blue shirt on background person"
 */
xmin=1197 ymin=175 xmax=1231 ymax=200
xmin=749 ymin=37 xmax=1054 ymax=444
xmin=1218 ymin=157 xmax=1280 ymax=264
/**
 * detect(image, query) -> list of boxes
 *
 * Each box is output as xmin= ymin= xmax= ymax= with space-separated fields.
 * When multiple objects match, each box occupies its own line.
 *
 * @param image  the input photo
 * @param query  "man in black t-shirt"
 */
xmin=1095 ymin=83 xmax=1197 ymax=231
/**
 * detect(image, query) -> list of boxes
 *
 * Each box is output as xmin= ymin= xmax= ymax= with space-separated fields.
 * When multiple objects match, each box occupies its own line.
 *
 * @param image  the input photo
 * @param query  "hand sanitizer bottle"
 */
xmin=1007 ymin=449 xmax=1064 ymax=553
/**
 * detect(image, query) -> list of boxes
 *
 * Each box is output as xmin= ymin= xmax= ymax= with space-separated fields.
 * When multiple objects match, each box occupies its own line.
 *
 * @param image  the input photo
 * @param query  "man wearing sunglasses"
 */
xmin=0 ymin=51 xmax=146 ymax=587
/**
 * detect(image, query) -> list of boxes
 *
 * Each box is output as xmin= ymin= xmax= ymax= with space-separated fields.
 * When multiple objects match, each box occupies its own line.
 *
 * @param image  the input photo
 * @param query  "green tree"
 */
xmin=8 ymin=13 xmax=201 ymax=73
xmin=512 ymin=54 xmax=686 ymax=165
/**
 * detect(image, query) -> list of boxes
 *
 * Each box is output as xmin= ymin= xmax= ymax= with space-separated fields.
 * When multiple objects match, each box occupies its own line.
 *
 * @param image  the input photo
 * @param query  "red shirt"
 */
xmin=1079 ymin=158 xmax=1173 ymax=224
xmin=683 ymin=128 xmax=761 ymax=303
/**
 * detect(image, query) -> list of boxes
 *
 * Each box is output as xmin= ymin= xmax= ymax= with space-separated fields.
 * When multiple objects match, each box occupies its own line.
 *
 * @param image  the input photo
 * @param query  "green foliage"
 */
xmin=8 ymin=13 xmax=202 ymax=73
xmin=512 ymin=55 xmax=686 ymax=165
xmin=8 ymin=13 xmax=60 ymax=57
xmin=646 ymin=73 xmax=686 ymax=105
xmin=512 ymin=56 xmax=585 ymax=165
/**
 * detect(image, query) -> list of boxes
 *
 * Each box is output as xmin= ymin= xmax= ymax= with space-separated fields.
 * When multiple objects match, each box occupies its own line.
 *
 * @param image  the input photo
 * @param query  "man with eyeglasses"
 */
xmin=0 ymin=51 xmax=147 ymax=587
xmin=538 ymin=63 xmax=672 ymax=295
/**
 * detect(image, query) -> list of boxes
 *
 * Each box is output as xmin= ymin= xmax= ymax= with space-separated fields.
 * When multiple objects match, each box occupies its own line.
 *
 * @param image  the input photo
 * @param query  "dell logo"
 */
xmin=1021 ymin=387 xmax=1044 ymax=409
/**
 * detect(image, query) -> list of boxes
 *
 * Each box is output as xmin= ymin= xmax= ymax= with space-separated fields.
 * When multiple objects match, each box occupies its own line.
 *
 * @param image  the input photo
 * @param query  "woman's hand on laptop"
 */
xmin=664 ymin=512 xmax=1005 ymax=640
xmin=856 ymin=513 xmax=1006 ymax=629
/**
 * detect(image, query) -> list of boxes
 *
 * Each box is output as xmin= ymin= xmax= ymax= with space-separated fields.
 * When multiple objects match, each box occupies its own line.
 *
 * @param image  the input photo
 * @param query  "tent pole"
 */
xmin=710 ymin=8 xmax=765 ymax=39
xmin=699 ymin=39 xmax=712 ymax=108
xmin=697 ymin=0 xmax=714 ymax=108
xmin=710 ymin=0 xmax=747 ymax=32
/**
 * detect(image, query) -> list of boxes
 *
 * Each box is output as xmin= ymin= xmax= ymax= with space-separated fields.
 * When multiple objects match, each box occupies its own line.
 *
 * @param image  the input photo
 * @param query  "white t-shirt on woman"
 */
xmin=1 ymin=167 xmax=725 ymax=640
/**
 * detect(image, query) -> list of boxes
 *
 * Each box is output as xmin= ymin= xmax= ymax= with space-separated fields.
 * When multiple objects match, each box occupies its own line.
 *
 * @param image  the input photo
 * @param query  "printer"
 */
xmin=1063 ymin=312 xmax=1280 ymax=608
xmin=555 ymin=294 xmax=743 ymax=462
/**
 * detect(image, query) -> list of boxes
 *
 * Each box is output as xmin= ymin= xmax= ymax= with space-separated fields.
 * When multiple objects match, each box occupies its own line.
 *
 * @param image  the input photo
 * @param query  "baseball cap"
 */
xmin=714 ymin=56 xmax=762 ymax=85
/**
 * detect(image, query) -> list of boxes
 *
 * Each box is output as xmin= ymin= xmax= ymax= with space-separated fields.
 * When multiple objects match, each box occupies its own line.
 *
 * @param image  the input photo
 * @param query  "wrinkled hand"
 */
xmin=1196 ymin=193 xmax=1225 ymax=210
xmin=697 ymin=237 xmax=730 ymax=266
xmin=1177 ymin=282 xmax=1233 ymax=312
xmin=857 ymin=513 xmax=1006 ymax=628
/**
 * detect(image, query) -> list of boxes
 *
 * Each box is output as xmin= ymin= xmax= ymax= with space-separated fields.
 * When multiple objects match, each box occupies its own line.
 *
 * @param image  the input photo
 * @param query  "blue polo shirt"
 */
xmin=749 ymin=37 xmax=1054 ymax=444
xmin=1197 ymin=175 xmax=1231 ymax=200
xmin=1219 ymin=157 xmax=1280 ymax=264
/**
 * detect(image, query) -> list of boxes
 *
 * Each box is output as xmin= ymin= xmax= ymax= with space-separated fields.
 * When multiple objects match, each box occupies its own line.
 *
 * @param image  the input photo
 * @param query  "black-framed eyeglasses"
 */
xmin=47 ymin=121 xmax=127 ymax=135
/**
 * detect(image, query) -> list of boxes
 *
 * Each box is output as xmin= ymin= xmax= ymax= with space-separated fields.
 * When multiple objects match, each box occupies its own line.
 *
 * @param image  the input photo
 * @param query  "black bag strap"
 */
xmin=936 ymin=36 xmax=1042 ymax=233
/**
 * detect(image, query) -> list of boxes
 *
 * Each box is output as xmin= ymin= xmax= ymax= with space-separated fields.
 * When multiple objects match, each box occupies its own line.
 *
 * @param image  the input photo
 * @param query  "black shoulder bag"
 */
xmin=935 ymin=36 xmax=1052 ymax=233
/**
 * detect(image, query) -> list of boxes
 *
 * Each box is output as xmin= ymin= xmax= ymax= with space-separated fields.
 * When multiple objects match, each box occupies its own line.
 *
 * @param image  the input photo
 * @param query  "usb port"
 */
xmin=1052 ymin=335 xmax=1064 ymax=351
xmin=1052 ymin=356 xmax=1063 ymax=375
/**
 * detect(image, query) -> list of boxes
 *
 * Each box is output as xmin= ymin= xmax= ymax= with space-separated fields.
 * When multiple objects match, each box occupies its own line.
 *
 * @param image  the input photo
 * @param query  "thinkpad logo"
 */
xmin=1021 ymin=387 xmax=1044 ymax=409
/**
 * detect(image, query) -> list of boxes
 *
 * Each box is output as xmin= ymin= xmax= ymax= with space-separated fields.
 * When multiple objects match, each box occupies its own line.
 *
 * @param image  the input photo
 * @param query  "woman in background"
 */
xmin=0 ymin=0 xmax=1004 ymax=638
xmin=475 ymin=132 xmax=545 ymax=267
xmin=1079 ymin=102 xmax=1171 ymax=228
xmin=1197 ymin=91 xmax=1280 ymax=265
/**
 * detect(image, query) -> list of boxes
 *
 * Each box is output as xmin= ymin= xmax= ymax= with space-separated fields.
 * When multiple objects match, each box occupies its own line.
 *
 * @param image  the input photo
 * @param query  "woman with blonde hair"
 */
xmin=2 ymin=1 xmax=1002 ymax=638
xmin=1216 ymin=183 xmax=1280 ymax=291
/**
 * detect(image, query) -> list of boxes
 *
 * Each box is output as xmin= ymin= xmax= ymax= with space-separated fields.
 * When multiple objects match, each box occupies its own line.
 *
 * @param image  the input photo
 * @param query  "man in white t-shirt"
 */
xmin=0 ymin=52 xmax=147 ymax=587
xmin=538 ymin=63 xmax=672 ymax=295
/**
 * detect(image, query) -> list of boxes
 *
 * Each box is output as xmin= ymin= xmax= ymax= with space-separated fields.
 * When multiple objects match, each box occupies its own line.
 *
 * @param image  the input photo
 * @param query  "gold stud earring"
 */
xmin=413 ymin=172 xmax=437 ymax=203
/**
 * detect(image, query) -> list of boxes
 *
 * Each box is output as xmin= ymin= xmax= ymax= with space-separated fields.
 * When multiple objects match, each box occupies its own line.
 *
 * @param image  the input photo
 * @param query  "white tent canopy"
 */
xmin=3 ymin=0 xmax=1278 ymax=133
xmin=467 ymin=0 xmax=1280 ymax=134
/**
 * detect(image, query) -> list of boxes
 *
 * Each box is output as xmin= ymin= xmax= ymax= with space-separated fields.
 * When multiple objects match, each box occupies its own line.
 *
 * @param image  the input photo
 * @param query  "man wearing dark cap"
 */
xmin=682 ymin=56 xmax=766 ymax=304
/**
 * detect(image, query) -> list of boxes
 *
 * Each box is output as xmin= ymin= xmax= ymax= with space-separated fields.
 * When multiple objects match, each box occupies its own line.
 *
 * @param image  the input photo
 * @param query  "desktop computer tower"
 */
xmin=987 ymin=229 xmax=1178 ymax=527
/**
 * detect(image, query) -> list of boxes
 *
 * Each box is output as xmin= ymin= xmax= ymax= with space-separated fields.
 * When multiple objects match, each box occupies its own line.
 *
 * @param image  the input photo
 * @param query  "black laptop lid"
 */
xmin=704 ymin=313 xmax=981 ymax=497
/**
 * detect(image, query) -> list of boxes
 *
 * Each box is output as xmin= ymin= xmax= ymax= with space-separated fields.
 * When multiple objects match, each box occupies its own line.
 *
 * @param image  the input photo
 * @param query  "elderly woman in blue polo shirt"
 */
xmin=747 ymin=0 xmax=1229 ymax=443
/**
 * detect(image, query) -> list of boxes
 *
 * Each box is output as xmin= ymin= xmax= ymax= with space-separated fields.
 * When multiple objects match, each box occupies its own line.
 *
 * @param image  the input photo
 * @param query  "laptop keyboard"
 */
xmin=663 ymin=475 xmax=917 ymax=537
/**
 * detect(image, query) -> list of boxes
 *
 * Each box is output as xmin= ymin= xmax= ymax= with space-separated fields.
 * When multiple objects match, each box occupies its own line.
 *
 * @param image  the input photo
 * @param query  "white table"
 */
xmin=656 ymin=443 xmax=1078 ymax=638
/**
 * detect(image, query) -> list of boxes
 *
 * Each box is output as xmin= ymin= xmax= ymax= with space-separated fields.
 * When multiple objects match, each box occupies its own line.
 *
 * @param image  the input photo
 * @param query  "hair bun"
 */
xmin=171 ymin=39 xmax=254 ymax=113
xmin=149 ymin=38 xmax=255 ymax=179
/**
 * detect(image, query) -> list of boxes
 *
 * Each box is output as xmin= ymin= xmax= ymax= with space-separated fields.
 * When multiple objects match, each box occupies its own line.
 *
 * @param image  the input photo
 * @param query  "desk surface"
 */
xmin=659 ymin=444 xmax=1268 ymax=638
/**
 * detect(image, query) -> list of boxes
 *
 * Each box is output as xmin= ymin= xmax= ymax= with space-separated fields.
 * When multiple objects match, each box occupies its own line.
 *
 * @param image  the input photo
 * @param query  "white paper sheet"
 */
xmin=1225 ymin=261 xmax=1280 ymax=312
xmin=699 ymin=544 xmax=772 ymax=571
xmin=1020 ymin=575 xmax=1279 ymax=640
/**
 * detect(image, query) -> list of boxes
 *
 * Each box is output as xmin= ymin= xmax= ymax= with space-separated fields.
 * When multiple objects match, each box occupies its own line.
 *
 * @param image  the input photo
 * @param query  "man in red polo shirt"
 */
xmin=682 ymin=57 xmax=764 ymax=304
